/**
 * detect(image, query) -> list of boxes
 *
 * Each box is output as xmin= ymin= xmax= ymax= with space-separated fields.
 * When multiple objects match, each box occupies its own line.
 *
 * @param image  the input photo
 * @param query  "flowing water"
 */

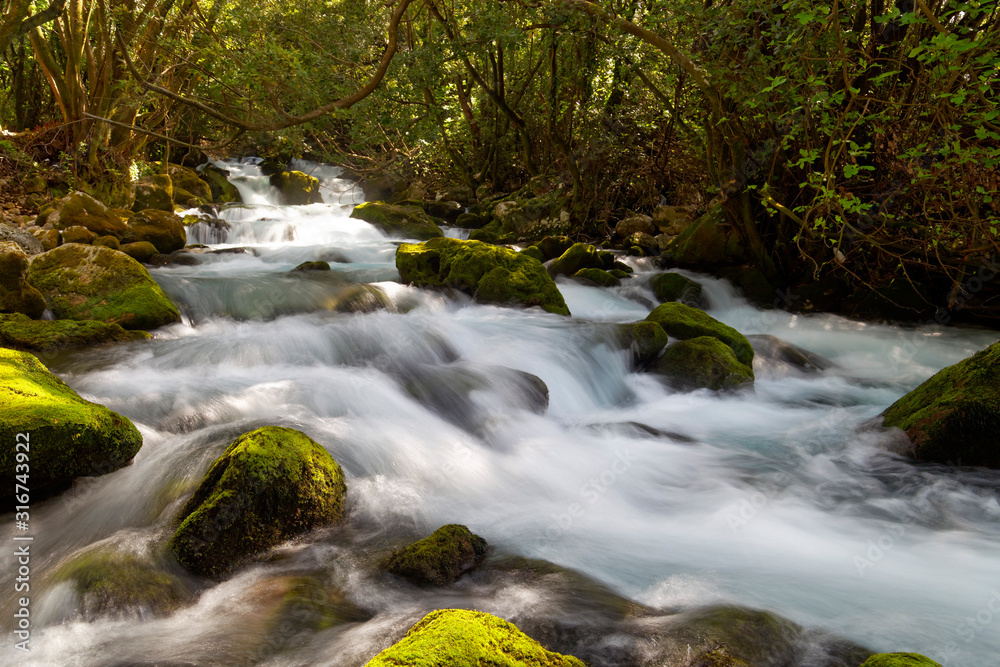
xmin=3 ymin=160 xmax=999 ymax=666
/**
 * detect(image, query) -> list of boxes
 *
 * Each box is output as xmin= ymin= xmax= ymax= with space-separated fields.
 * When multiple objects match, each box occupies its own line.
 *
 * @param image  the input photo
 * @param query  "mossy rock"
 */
xmin=28 ymin=244 xmax=181 ymax=330
xmin=455 ymin=211 xmax=485 ymax=228
xmin=573 ymin=268 xmax=620 ymax=287
xmin=61 ymin=225 xmax=98 ymax=245
xmin=535 ymin=236 xmax=575 ymax=261
xmin=396 ymin=237 xmax=569 ymax=316
xmin=645 ymin=302 xmax=754 ymax=366
xmin=615 ymin=214 xmax=655 ymax=238
xmin=54 ymin=550 xmax=189 ymax=620
xmin=166 ymin=164 xmax=214 ymax=203
xmin=292 ymin=260 xmax=331 ymax=272
xmin=0 ymin=242 xmax=46 ymax=318
xmin=0 ymin=348 xmax=143 ymax=499
xmin=0 ymin=313 xmax=150 ymax=352
xmin=548 ymin=243 xmax=603 ymax=277
xmin=198 ymin=165 xmax=242 ymax=204
xmin=351 ymin=201 xmax=443 ymax=240
xmin=132 ymin=174 xmax=174 ymax=213
xmin=859 ymin=653 xmax=941 ymax=667
xmin=169 ymin=426 xmax=347 ymax=578
xmin=665 ymin=205 xmax=745 ymax=267
xmin=616 ymin=321 xmax=669 ymax=369
xmin=173 ymin=188 xmax=207 ymax=208
xmin=650 ymin=336 xmax=754 ymax=391
xmin=491 ymin=189 xmax=572 ymax=242
xmin=44 ymin=191 xmax=128 ymax=238
xmin=365 ymin=608 xmax=586 ymax=667
xmin=93 ymin=235 xmax=120 ymax=251
xmin=270 ymin=170 xmax=322 ymax=205
xmin=520 ymin=246 xmax=545 ymax=263
xmin=120 ymin=241 xmax=160 ymax=264
xmin=29 ymin=228 xmax=59 ymax=252
xmin=123 ymin=210 xmax=187 ymax=254
xmin=650 ymin=272 xmax=704 ymax=307
xmin=385 ymin=524 xmax=488 ymax=586
xmin=329 ymin=284 xmax=392 ymax=314
xmin=263 ymin=576 xmax=371 ymax=643
xmin=688 ymin=647 xmax=751 ymax=667
xmin=882 ymin=341 xmax=1000 ymax=468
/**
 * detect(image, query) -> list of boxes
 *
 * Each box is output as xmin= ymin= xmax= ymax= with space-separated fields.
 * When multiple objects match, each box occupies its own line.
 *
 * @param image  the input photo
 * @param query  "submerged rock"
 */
xmin=351 ymin=201 xmax=443 ymax=240
xmin=0 ymin=313 xmax=149 ymax=352
xmin=881 ymin=341 xmax=1000 ymax=468
xmin=54 ymin=550 xmax=190 ymax=620
xmin=645 ymin=302 xmax=754 ymax=366
xmin=366 ymin=608 xmax=586 ymax=667
xmin=292 ymin=260 xmax=331 ymax=272
xmin=27 ymin=244 xmax=181 ymax=330
xmin=747 ymin=334 xmax=832 ymax=375
xmin=859 ymin=654 xmax=941 ymax=667
xmin=385 ymin=524 xmax=488 ymax=586
xmin=0 ymin=242 xmax=46 ymax=318
xmin=123 ymin=209 xmax=187 ymax=254
xmin=169 ymin=426 xmax=347 ymax=578
xmin=396 ymin=238 xmax=569 ymax=315
xmin=650 ymin=336 xmax=755 ymax=391
xmin=0 ymin=348 xmax=142 ymax=499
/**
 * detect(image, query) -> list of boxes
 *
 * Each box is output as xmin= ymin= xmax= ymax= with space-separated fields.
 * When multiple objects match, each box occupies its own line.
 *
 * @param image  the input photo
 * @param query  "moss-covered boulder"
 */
xmin=292 ymin=260 xmax=331 ymax=272
xmin=93 ymin=235 xmax=120 ymax=251
xmin=615 ymin=214 xmax=655 ymax=238
xmin=645 ymin=302 xmax=754 ymax=366
xmin=167 ymin=164 xmax=214 ymax=204
xmin=573 ymin=268 xmax=620 ymax=287
xmin=385 ymin=525 xmax=488 ymax=586
xmin=0 ymin=313 xmax=150 ymax=352
xmin=491 ymin=189 xmax=573 ymax=241
xmin=0 ymin=242 xmax=46 ymax=318
xmin=650 ymin=336 xmax=754 ymax=391
xmin=651 ymin=272 xmax=704 ymax=306
xmin=123 ymin=210 xmax=187 ymax=254
xmin=198 ymin=164 xmax=242 ymax=204
xmin=616 ymin=321 xmax=669 ymax=369
xmin=132 ymin=174 xmax=174 ymax=213
xmin=859 ymin=654 xmax=941 ymax=667
xmin=365 ymin=609 xmax=586 ymax=667
xmin=664 ymin=205 xmax=745 ymax=267
xmin=29 ymin=228 xmax=59 ymax=252
xmin=547 ymin=242 xmax=603 ymax=277
xmin=169 ymin=426 xmax=347 ymax=578
xmin=270 ymin=170 xmax=322 ymax=205
xmin=41 ymin=191 xmax=128 ymax=238
xmin=54 ymin=550 xmax=189 ymax=620
xmin=0 ymin=348 xmax=143 ymax=499
xmin=688 ymin=647 xmax=751 ymax=667
xmin=119 ymin=241 xmax=159 ymax=264
xmin=882 ymin=341 xmax=1000 ymax=468
xmin=27 ymin=244 xmax=181 ymax=330
xmin=455 ymin=211 xmax=485 ymax=228
xmin=396 ymin=237 xmax=569 ymax=315
xmin=352 ymin=201 xmax=443 ymax=240
xmin=61 ymin=225 xmax=98 ymax=245
xmin=534 ymin=236 xmax=575 ymax=261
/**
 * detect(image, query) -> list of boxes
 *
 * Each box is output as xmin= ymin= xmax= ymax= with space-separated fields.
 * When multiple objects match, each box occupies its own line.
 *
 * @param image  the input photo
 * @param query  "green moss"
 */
xmin=650 ymin=272 xmax=704 ymax=306
xmin=396 ymin=237 xmax=569 ymax=316
xmin=573 ymin=268 xmax=620 ymax=287
xmin=199 ymin=165 xmax=242 ymax=204
xmin=0 ymin=242 xmax=46 ymax=318
xmin=0 ymin=313 xmax=150 ymax=351
xmin=93 ymin=235 xmax=120 ymax=250
xmin=265 ymin=576 xmax=371 ymax=641
xmin=132 ymin=174 xmax=174 ymax=213
xmin=650 ymin=336 xmax=754 ymax=391
xmin=55 ymin=551 xmax=189 ymax=619
xmin=167 ymin=164 xmax=214 ymax=203
xmin=882 ymin=341 xmax=1000 ymax=468
xmin=123 ymin=210 xmax=187 ymax=254
xmin=520 ymin=246 xmax=545 ymax=263
xmin=120 ymin=241 xmax=159 ymax=263
xmin=351 ymin=201 xmax=443 ymax=240
xmin=61 ymin=226 xmax=97 ymax=245
xmin=365 ymin=609 xmax=586 ymax=667
xmin=385 ymin=525 xmax=488 ymax=586
xmin=0 ymin=348 xmax=143 ymax=499
xmin=548 ymin=243 xmax=601 ymax=277
xmin=292 ymin=261 xmax=331 ymax=272
xmin=27 ymin=244 xmax=181 ymax=330
xmin=455 ymin=212 xmax=485 ymax=228
xmin=645 ymin=302 xmax=754 ymax=366
xmin=616 ymin=321 xmax=669 ymax=369
xmin=665 ymin=205 xmax=745 ymax=267
xmin=270 ymin=170 xmax=322 ymax=205
xmin=169 ymin=426 xmax=347 ymax=578
xmin=689 ymin=647 xmax=751 ymax=667
xmin=47 ymin=191 xmax=128 ymax=237
xmin=859 ymin=654 xmax=941 ymax=667
xmin=535 ymin=236 xmax=575 ymax=260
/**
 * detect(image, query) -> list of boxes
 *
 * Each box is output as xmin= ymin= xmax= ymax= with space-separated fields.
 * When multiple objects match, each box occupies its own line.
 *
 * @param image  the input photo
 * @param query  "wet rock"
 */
xmin=292 ymin=260 xmax=331 ymax=272
xmin=366 ymin=609 xmax=586 ymax=667
xmin=385 ymin=524 xmax=488 ymax=586
xmin=859 ymin=654 xmax=941 ymax=667
xmin=426 ymin=199 xmax=462 ymax=221
xmin=198 ymin=164 xmax=242 ymax=204
xmin=0 ymin=242 xmax=46 ymax=318
xmin=39 ymin=191 xmax=128 ymax=238
xmin=397 ymin=237 xmax=569 ymax=315
xmin=664 ymin=205 xmax=745 ymax=267
xmin=270 ymin=170 xmax=322 ymax=205
xmin=534 ymin=235 xmax=575 ymax=261
xmin=650 ymin=336 xmax=755 ymax=391
xmin=329 ymin=284 xmax=392 ymax=314
xmin=132 ymin=174 xmax=174 ymax=213
xmin=123 ymin=210 xmax=187 ymax=254
xmin=351 ymin=201 xmax=443 ymax=240
xmin=167 ymin=164 xmax=214 ymax=204
xmin=746 ymin=334 xmax=832 ymax=374
xmin=547 ymin=242 xmax=603 ymax=277
xmin=455 ymin=211 xmax=485 ymax=228
xmin=0 ymin=313 xmax=150 ymax=352
xmin=881 ymin=340 xmax=1000 ymax=468
xmin=625 ymin=231 xmax=657 ymax=256
xmin=650 ymin=272 xmax=704 ymax=306
xmin=0 ymin=221 xmax=44 ymax=254
xmin=615 ymin=321 xmax=669 ymax=369
xmin=645 ymin=302 xmax=754 ymax=366
xmin=28 ymin=244 xmax=181 ymax=330
xmin=0 ymin=348 xmax=143 ymax=499
xmin=169 ymin=426 xmax=347 ymax=578
xmin=573 ymin=268 xmax=621 ymax=287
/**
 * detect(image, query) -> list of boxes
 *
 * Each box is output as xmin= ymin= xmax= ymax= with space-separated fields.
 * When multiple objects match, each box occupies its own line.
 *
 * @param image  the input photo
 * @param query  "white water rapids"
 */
xmin=2 ymin=160 xmax=999 ymax=666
